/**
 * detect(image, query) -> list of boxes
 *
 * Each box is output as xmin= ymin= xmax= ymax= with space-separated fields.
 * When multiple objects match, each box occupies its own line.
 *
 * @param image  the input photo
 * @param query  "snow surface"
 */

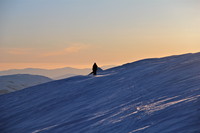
xmin=0 ymin=74 xmax=52 ymax=94
xmin=0 ymin=53 xmax=200 ymax=133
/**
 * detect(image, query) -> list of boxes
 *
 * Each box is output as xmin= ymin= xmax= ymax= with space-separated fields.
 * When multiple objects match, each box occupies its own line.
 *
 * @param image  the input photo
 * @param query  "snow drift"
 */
xmin=0 ymin=53 xmax=200 ymax=133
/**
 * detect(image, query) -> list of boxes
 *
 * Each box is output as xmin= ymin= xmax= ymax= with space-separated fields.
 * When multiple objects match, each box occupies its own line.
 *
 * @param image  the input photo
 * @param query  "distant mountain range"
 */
xmin=0 ymin=74 xmax=52 ymax=94
xmin=0 ymin=65 xmax=115 ymax=79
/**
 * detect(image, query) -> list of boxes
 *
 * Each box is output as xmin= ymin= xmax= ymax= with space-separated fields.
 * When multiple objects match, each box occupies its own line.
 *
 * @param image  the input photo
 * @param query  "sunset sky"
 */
xmin=0 ymin=0 xmax=200 ymax=70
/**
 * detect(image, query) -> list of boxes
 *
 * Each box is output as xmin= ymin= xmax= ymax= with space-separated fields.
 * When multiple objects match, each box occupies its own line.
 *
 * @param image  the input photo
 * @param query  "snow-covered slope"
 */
xmin=1 ymin=53 xmax=200 ymax=133
xmin=0 ymin=74 xmax=52 ymax=94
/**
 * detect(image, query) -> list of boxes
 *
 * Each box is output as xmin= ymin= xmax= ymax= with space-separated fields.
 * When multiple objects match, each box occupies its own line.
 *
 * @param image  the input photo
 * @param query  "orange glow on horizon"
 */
xmin=0 ymin=1 xmax=200 ymax=71
xmin=1 ymin=50 xmax=200 ymax=71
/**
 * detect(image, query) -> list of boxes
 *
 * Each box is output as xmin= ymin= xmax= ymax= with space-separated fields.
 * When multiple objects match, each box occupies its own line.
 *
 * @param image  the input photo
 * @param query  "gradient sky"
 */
xmin=0 ymin=0 xmax=200 ymax=70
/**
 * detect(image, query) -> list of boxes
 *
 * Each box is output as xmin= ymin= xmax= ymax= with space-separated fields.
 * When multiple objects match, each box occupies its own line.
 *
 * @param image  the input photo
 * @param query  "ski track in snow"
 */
xmin=136 ymin=94 xmax=200 ymax=114
xmin=32 ymin=124 xmax=59 ymax=133
xmin=128 ymin=125 xmax=150 ymax=133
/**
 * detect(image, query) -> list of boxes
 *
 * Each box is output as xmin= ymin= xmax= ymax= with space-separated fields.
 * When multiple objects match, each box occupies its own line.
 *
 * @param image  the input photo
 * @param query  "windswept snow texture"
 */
xmin=0 ymin=74 xmax=52 ymax=94
xmin=1 ymin=53 xmax=200 ymax=133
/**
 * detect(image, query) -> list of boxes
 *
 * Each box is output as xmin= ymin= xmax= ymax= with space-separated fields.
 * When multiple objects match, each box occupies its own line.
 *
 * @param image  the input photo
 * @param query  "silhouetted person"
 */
xmin=92 ymin=63 xmax=98 ymax=75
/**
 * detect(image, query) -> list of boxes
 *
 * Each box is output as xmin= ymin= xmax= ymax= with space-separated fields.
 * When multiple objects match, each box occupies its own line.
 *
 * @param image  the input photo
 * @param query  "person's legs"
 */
xmin=93 ymin=71 xmax=97 ymax=75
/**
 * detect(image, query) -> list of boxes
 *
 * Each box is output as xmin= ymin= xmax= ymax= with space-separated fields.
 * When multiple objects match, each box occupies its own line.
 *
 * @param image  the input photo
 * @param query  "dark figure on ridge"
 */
xmin=92 ymin=63 xmax=98 ymax=75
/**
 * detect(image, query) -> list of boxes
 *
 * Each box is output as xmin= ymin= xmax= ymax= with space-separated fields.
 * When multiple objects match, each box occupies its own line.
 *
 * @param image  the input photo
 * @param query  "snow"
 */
xmin=0 ymin=53 xmax=200 ymax=133
xmin=0 ymin=74 xmax=52 ymax=94
xmin=128 ymin=125 xmax=150 ymax=133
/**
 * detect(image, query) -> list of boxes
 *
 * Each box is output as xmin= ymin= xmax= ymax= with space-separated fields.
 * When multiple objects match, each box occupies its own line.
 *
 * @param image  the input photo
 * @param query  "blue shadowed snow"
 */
xmin=1 ymin=53 xmax=200 ymax=133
